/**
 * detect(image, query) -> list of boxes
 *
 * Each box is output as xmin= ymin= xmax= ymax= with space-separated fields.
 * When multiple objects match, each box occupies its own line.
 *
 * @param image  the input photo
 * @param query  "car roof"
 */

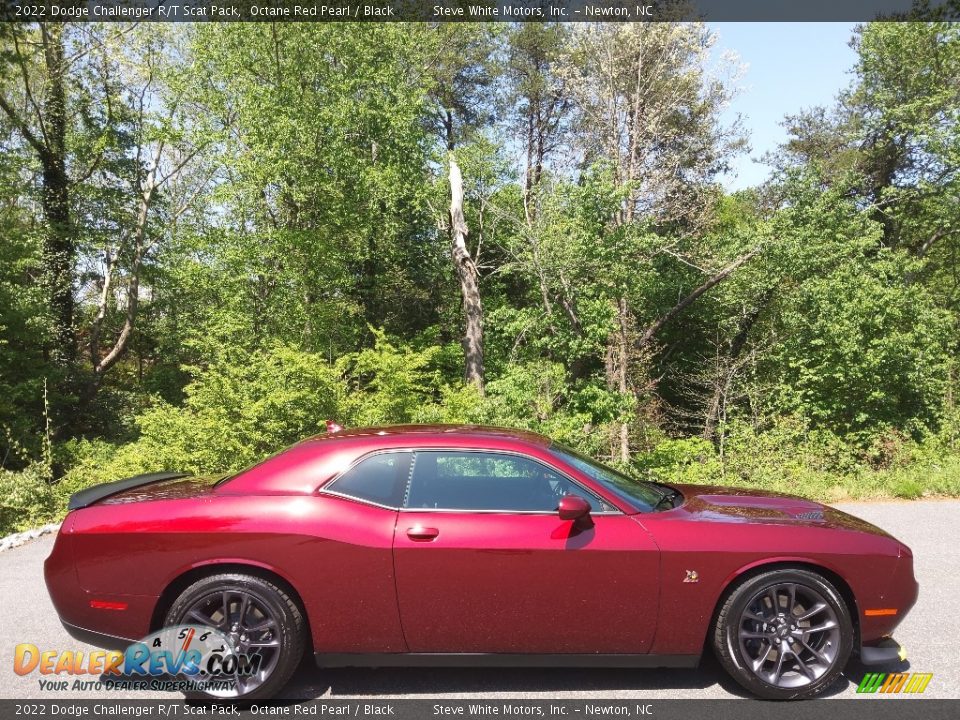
xmin=305 ymin=424 xmax=551 ymax=447
xmin=217 ymin=424 xmax=554 ymax=497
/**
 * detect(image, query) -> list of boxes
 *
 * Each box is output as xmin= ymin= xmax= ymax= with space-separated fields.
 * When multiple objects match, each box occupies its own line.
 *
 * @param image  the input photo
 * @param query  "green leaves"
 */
xmin=1 ymin=22 xmax=960 ymax=514
xmin=179 ymin=24 xmax=440 ymax=354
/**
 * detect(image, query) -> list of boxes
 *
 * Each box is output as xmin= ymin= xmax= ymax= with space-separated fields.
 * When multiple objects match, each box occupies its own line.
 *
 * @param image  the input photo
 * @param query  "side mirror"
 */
xmin=558 ymin=495 xmax=592 ymax=526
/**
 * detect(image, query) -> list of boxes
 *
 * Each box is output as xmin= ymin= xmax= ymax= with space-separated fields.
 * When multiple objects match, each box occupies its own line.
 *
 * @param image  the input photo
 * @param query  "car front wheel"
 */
xmin=713 ymin=568 xmax=853 ymax=699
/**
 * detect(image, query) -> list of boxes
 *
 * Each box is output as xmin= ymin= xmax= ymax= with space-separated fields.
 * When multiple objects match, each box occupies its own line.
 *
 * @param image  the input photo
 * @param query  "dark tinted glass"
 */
xmin=327 ymin=452 xmax=407 ymax=507
xmin=405 ymin=451 xmax=600 ymax=512
xmin=549 ymin=445 xmax=662 ymax=511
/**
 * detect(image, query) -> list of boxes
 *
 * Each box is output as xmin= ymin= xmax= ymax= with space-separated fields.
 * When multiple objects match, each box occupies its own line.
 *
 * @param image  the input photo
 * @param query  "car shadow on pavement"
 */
xmin=279 ymin=652 xmax=757 ymax=699
xmin=96 ymin=652 xmax=905 ymax=701
xmin=278 ymin=651 xmax=910 ymax=700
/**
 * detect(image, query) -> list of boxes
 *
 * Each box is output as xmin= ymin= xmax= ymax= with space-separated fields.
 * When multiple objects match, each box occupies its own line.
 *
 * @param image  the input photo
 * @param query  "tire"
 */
xmin=712 ymin=568 xmax=853 ymax=700
xmin=164 ymin=572 xmax=305 ymax=701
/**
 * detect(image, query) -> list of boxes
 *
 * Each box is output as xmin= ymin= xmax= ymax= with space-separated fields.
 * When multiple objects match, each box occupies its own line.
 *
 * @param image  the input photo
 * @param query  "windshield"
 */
xmin=548 ymin=444 xmax=669 ymax=512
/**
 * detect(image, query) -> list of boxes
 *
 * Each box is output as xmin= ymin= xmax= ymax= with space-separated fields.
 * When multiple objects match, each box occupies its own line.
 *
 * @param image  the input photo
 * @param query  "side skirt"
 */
xmin=315 ymin=653 xmax=700 ymax=669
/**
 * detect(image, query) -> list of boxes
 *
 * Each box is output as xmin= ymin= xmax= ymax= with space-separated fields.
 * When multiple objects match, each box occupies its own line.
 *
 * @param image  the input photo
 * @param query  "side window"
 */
xmin=326 ymin=452 xmax=408 ymax=507
xmin=405 ymin=451 xmax=602 ymax=512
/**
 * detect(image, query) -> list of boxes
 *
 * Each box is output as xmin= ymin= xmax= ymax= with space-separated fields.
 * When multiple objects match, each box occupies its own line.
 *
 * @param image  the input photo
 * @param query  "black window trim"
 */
xmin=317 ymin=447 xmax=622 ymax=516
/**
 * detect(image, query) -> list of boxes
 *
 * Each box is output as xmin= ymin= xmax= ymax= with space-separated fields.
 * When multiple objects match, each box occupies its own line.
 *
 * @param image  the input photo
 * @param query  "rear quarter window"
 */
xmin=325 ymin=452 xmax=409 ymax=507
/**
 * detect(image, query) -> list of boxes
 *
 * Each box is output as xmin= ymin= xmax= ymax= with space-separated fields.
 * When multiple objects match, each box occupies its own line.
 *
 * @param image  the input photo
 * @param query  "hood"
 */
xmin=667 ymin=483 xmax=892 ymax=537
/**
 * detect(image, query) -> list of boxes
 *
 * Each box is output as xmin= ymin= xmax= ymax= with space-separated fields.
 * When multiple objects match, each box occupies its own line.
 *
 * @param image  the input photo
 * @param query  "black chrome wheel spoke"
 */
xmin=801 ymin=638 xmax=830 ymax=665
xmin=220 ymin=592 xmax=231 ymax=628
xmin=246 ymin=618 xmax=277 ymax=632
xmin=752 ymin=641 xmax=774 ymax=672
xmin=766 ymin=588 xmax=780 ymax=616
xmin=238 ymin=594 xmax=250 ymax=628
xmin=798 ymin=602 xmax=827 ymax=621
xmin=187 ymin=609 xmax=210 ymax=625
xmin=787 ymin=646 xmax=813 ymax=680
xmin=785 ymin=584 xmax=797 ymax=613
xmin=769 ymin=645 xmax=787 ymax=684
xmin=804 ymin=620 xmax=838 ymax=635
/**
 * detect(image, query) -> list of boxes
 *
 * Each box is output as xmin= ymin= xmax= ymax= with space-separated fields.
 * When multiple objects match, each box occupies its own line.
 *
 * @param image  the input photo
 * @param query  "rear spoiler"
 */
xmin=68 ymin=471 xmax=191 ymax=511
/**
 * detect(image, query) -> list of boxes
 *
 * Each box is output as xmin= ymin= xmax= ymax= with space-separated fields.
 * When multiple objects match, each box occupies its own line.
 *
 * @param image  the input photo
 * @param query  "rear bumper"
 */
xmin=60 ymin=619 xmax=134 ymax=651
xmin=860 ymin=637 xmax=905 ymax=666
xmin=45 ymin=520 xmax=156 ymax=644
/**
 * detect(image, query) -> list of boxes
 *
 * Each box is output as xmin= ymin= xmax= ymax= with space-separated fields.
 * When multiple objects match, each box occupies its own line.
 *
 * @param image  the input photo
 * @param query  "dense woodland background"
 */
xmin=1 ymin=21 xmax=959 ymax=533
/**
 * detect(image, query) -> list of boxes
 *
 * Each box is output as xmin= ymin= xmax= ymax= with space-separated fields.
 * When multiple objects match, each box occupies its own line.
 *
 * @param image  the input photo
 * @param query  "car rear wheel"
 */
xmin=713 ymin=568 xmax=853 ymax=699
xmin=164 ymin=573 xmax=305 ymax=700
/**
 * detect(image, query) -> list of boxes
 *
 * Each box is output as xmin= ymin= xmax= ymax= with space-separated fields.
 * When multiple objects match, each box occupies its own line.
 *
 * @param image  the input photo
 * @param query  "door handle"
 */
xmin=406 ymin=525 xmax=440 ymax=541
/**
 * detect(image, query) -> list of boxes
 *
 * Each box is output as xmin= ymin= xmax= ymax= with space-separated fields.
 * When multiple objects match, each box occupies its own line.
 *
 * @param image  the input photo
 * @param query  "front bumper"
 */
xmin=860 ymin=637 xmax=906 ymax=666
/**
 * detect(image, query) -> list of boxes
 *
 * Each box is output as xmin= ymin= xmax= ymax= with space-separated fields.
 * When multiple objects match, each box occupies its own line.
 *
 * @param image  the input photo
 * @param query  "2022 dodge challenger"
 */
xmin=45 ymin=424 xmax=917 ymax=701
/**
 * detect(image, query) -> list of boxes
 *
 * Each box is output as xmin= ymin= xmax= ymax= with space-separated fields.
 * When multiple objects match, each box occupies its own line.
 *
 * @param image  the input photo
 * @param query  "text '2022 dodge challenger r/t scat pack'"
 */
xmin=44 ymin=424 xmax=918 ymax=700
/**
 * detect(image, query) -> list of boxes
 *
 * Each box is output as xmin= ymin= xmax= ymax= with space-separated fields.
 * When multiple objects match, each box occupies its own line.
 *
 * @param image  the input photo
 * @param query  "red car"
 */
xmin=45 ymin=424 xmax=917 ymax=700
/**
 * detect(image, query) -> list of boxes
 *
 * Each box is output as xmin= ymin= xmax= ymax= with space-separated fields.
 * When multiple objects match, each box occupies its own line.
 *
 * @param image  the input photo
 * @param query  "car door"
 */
xmin=392 ymin=450 xmax=660 ymax=654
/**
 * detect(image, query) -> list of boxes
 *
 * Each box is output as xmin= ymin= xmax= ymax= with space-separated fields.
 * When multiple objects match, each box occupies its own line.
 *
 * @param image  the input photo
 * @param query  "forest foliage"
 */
xmin=1 ymin=21 xmax=959 ymax=533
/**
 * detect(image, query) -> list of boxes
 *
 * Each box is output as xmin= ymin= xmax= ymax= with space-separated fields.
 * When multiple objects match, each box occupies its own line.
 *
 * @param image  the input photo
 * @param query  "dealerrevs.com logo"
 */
xmin=14 ymin=625 xmax=261 ymax=694
xmin=857 ymin=672 xmax=933 ymax=694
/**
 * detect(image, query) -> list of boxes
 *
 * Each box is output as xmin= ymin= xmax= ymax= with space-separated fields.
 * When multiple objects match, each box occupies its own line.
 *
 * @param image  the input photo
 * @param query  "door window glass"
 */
xmin=405 ymin=451 xmax=602 ymax=512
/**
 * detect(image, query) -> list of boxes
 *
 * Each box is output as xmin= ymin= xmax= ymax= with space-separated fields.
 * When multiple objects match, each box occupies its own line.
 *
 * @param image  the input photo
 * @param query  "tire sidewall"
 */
xmin=716 ymin=569 xmax=854 ymax=700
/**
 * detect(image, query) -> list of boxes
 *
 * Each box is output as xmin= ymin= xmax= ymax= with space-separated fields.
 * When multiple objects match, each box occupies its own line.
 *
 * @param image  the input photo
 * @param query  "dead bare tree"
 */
xmin=448 ymin=153 xmax=485 ymax=391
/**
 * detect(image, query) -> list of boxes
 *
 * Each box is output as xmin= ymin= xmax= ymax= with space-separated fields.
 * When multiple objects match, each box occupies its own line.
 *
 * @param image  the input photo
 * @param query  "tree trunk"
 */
xmin=616 ymin=297 xmax=631 ymax=462
xmin=444 ymin=109 xmax=455 ymax=152
xmin=0 ymin=26 xmax=77 ymax=432
xmin=92 ymin=166 xmax=159 ymax=382
xmin=524 ymin=110 xmax=536 ymax=221
xmin=41 ymin=152 xmax=74 ymax=370
xmin=605 ymin=297 xmax=631 ymax=463
xmin=39 ymin=25 xmax=76 ymax=371
xmin=448 ymin=153 xmax=484 ymax=392
xmin=92 ymin=196 xmax=146 ymax=379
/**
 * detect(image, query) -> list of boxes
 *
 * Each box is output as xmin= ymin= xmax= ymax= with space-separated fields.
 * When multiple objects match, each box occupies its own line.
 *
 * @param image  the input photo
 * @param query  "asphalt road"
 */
xmin=1 ymin=500 xmax=957 ymax=700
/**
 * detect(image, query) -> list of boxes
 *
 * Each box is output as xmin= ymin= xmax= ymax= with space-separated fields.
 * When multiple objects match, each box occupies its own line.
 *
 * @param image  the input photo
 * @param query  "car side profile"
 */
xmin=45 ymin=424 xmax=918 ymax=700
